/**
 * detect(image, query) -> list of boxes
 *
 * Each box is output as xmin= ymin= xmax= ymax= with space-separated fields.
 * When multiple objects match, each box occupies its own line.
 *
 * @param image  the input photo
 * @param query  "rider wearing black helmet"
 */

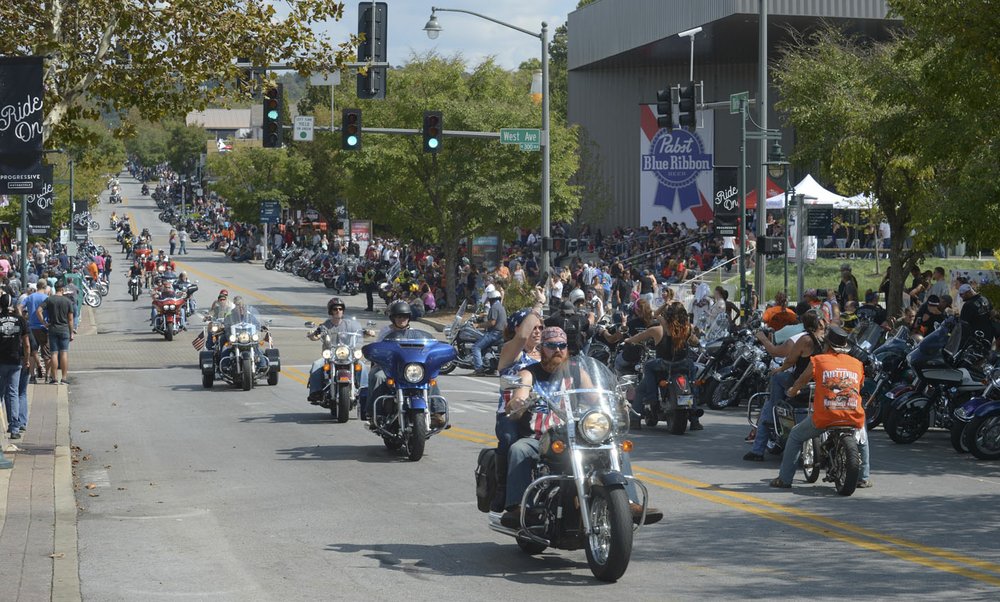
xmin=306 ymin=297 xmax=362 ymax=403
xmin=367 ymin=300 xmax=447 ymax=428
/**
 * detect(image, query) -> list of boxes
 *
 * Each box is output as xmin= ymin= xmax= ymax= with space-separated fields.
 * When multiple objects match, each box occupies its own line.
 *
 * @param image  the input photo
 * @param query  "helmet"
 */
xmin=506 ymin=308 xmax=533 ymax=337
xmin=568 ymin=288 xmax=585 ymax=304
xmin=487 ymin=288 xmax=502 ymax=301
xmin=389 ymin=300 xmax=412 ymax=319
xmin=327 ymin=297 xmax=346 ymax=312
xmin=218 ymin=289 xmax=229 ymax=299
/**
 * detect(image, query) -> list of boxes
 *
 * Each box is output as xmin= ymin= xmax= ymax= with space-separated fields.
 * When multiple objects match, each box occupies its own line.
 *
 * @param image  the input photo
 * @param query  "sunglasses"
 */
xmin=542 ymin=342 xmax=568 ymax=350
xmin=330 ymin=306 xmax=345 ymax=311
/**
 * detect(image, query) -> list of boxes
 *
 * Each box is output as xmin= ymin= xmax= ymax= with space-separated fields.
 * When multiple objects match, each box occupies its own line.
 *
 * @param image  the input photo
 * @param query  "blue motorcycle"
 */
xmin=952 ymin=366 xmax=1000 ymax=458
xmin=362 ymin=329 xmax=456 ymax=461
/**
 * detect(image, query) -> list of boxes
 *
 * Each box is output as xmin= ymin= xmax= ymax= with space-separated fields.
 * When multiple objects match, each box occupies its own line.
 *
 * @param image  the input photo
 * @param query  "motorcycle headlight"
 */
xmin=334 ymin=345 xmax=351 ymax=361
xmin=322 ymin=349 xmax=333 ymax=360
xmin=403 ymin=363 xmax=424 ymax=383
xmin=252 ymin=333 xmax=259 ymax=342
xmin=353 ymin=349 xmax=363 ymax=360
xmin=579 ymin=411 xmax=613 ymax=444
xmin=954 ymin=407 xmax=969 ymax=421
xmin=229 ymin=334 xmax=236 ymax=343
xmin=211 ymin=325 xmax=221 ymax=333
xmin=238 ymin=333 xmax=250 ymax=344
xmin=166 ymin=304 xmax=174 ymax=311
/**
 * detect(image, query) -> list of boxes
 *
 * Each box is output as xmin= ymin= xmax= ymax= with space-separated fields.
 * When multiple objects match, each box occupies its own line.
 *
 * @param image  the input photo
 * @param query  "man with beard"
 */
xmin=501 ymin=327 xmax=661 ymax=528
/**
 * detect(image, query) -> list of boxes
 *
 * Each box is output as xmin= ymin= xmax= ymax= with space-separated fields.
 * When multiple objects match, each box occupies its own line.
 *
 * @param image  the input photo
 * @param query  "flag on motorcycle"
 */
xmin=191 ymin=331 xmax=206 ymax=350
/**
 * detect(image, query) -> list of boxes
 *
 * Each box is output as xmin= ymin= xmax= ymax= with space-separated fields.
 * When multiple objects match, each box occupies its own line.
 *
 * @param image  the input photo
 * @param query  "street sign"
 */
xmin=500 ymin=128 xmax=541 ymax=147
xmin=309 ymin=72 xmax=341 ymax=86
xmin=259 ymin=200 xmax=281 ymax=224
xmin=294 ymin=116 xmax=315 ymax=141
xmin=730 ymin=91 xmax=749 ymax=114
xmin=304 ymin=208 xmax=320 ymax=221
xmin=519 ymin=142 xmax=540 ymax=152
xmin=807 ymin=204 xmax=834 ymax=236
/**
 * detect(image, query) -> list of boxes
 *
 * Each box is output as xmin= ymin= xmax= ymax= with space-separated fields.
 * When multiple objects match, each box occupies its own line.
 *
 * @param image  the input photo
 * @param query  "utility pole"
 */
xmin=754 ymin=0 xmax=769 ymax=307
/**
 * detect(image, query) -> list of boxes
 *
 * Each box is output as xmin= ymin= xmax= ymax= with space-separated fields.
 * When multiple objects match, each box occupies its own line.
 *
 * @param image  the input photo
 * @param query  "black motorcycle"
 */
xmin=439 ymin=301 xmax=500 ymax=374
xmin=709 ymin=329 xmax=770 ymax=411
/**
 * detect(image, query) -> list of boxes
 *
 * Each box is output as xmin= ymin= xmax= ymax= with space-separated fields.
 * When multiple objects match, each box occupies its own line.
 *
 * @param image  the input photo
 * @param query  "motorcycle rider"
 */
xmin=502 ymin=326 xmax=662 ymax=527
xmin=472 ymin=288 xmax=507 ymax=376
xmin=958 ymin=283 xmax=995 ymax=345
xmin=771 ymin=325 xmax=872 ymax=489
xmin=306 ymin=297 xmax=362 ymax=403
xmin=202 ymin=290 xmax=234 ymax=351
xmin=624 ymin=302 xmax=702 ymax=430
xmin=367 ymin=301 xmax=447 ymax=428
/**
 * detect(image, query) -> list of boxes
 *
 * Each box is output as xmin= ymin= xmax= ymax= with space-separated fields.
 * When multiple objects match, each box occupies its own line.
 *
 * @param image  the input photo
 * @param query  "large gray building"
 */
xmin=567 ymin=0 xmax=898 ymax=229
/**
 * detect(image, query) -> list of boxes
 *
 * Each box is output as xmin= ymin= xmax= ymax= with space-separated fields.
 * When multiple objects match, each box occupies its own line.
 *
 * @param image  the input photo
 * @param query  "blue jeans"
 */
xmin=16 ymin=366 xmax=28 ymax=430
xmin=472 ymin=330 xmax=503 ymax=371
xmin=634 ymin=358 xmax=693 ymax=415
xmin=0 ymin=364 xmax=23 ymax=433
xmin=751 ymin=371 xmax=794 ymax=455
xmin=778 ymin=416 xmax=870 ymax=484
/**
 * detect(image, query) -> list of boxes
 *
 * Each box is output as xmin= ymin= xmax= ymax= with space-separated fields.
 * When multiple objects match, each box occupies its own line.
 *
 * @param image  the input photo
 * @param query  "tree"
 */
xmin=165 ymin=122 xmax=209 ymax=176
xmin=774 ymin=30 xmax=936 ymax=317
xmin=0 ymin=0 xmax=356 ymax=149
xmin=335 ymin=54 xmax=581 ymax=308
xmin=206 ymin=147 xmax=311 ymax=223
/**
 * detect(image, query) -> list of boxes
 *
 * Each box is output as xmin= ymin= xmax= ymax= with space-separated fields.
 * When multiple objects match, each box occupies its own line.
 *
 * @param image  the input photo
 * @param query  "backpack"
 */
xmin=474 ymin=448 xmax=497 ymax=513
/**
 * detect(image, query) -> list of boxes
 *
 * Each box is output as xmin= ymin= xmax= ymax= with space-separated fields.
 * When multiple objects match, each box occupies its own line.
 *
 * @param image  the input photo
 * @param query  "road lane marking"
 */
xmin=435 ymin=423 xmax=1000 ymax=586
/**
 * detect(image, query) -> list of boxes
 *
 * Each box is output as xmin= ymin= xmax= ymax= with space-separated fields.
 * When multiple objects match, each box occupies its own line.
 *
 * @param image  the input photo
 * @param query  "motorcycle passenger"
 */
xmin=502 ymin=327 xmax=662 ymax=528
xmin=472 ymin=289 xmax=507 ymax=376
xmin=306 ymin=297 xmax=362 ymax=403
xmin=367 ymin=301 xmax=446 ymax=428
xmin=771 ymin=325 xmax=872 ymax=489
xmin=221 ymin=297 xmax=261 ymax=355
xmin=625 ymin=302 xmax=702 ymax=430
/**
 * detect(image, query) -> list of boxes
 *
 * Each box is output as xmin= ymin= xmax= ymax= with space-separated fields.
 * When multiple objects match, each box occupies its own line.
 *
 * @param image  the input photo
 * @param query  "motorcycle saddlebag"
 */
xmin=264 ymin=348 xmax=280 ymax=372
xmin=475 ymin=448 xmax=497 ymax=513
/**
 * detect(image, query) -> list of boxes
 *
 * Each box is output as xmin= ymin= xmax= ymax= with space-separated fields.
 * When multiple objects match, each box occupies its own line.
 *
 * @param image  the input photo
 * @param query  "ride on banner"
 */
xmin=639 ymin=107 xmax=714 ymax=226
xmin=26 ymin=164 xmax=53 ymax=235
xmin=71 ymin=199 xmax=89 ymax=242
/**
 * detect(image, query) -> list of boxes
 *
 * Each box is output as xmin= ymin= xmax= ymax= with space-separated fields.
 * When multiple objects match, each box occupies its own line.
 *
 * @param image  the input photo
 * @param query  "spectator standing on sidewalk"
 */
xmin=178 ymin=228 xmax=189 ymax=254
xmin=0 ymin=292 xmax=30 ymax=440
xmin=19 ymin=281 xmax=49 ymax=382
xmin=36 ymin=280 xmax=75 ymax=385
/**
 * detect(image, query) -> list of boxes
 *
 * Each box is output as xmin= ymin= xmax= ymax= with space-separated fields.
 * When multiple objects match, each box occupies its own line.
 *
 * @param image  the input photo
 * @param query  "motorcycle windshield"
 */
xmin=381 ymin=328 xmax=436 ymax=342
xmin=543 ymin=356 xmax=630 ymax=436
xmin=702 ymin=313 xmax=731 ymax=343
xmin=323 ymin=325 xmax=362 ymax=349
xmin=851 ymin=321 xmax=882 ymax=351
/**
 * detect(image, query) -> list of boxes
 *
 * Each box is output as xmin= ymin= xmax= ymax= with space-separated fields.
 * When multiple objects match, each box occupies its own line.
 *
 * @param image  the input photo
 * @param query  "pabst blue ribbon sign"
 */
xmin=639 ymin=105 xmax=715 ymax=226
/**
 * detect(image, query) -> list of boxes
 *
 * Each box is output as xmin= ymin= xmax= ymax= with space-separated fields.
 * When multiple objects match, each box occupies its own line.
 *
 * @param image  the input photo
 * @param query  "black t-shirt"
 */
xmin=960 ymin=294 xmax=995 ymax=340
xmin=0 ymin=312 xmax=28 ymax=364
xmin=856 ymin=303 xmax=887 ymax=326
xmin=639 ymin=275 xmax=654 ymax=295
xmin=40 ymin=294 xmax=74 ymax=335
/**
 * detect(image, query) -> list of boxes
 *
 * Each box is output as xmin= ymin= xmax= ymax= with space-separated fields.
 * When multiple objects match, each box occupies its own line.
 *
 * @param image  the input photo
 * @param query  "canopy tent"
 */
xmin=765 ymin=174 xmax=875 ymax=210
xmin=745 ymin=177 xmax=784 ymax=210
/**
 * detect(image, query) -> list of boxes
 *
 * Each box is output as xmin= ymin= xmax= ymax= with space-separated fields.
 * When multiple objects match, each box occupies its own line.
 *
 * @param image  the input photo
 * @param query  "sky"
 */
xmin=287 ymin=1 xmax=582 ymax=70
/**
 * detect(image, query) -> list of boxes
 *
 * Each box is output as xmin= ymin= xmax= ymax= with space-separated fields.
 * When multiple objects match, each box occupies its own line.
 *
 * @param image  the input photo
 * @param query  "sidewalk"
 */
xmin=0 ymin=382 xmax=81 ymax=602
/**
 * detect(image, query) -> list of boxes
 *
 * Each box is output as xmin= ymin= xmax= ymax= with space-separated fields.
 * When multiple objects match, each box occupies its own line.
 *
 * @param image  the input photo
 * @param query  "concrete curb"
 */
xmin=52 ymin=385 xmax=82 ymax=602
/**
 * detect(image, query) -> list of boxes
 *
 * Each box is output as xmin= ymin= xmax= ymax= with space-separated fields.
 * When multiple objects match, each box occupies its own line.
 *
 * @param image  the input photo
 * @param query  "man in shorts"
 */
xmin=36 ymin=280 xmax=75 ymax=385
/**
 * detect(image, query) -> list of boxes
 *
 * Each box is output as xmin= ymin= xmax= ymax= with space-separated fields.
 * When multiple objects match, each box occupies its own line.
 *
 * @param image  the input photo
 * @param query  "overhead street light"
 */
xmin=423 ymin=7 xmax=552 ymax=275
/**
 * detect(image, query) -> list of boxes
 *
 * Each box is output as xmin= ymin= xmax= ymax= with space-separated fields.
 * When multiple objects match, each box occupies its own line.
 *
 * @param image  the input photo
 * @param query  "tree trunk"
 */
xmin=886 ymin=235 xmax=906 ymax=318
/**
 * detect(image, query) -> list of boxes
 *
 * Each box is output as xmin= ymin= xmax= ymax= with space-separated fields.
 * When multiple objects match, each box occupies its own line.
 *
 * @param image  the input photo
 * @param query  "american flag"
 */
xmin=191 ymin=331 xmax=206 ymax=350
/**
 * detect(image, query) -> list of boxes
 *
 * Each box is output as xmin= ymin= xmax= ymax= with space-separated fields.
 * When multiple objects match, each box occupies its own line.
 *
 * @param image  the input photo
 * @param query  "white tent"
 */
xmin=765 ymin=174 xmax=875 ymax=210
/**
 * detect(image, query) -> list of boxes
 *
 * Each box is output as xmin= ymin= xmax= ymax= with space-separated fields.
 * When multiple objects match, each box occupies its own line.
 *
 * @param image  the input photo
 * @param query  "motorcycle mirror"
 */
xmin=501 ymin=375 xmax=527 ymax=390
xmin=304 ymin=321 xmax=316 ymax=328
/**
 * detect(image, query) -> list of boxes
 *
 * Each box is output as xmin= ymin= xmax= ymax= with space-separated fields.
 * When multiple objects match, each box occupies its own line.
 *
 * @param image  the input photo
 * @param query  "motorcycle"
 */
xmin=141 ymin=184 xmax=149 ymax=196
xmin=305 ymin=321 xmax=366 ymax=422
xmin=152 ymin=290 xmax=186 ymax=341
xmin=710 ymin=329 xmax=770 ymax=411
xmin=362 ymin=328 xmax=455 ymax=461
xmin=858 ymin=326 xmax=913 ymax=429
xmin=200 ymin=304 xmax=280 ymax=390
xmin=692 ymin=315 xmax=737 ymax=408
xmin=642 ymin=365 xmax=701 ymax=434
xmin=439 ymin=300 xmax=501 ymax=375
xmin=484 ymin=356 xmax=646 ymax=582
xmin=127 ymin=273 xmax=142 ymax=301
xmin=952 ymin=365 xmax=1000 ymax=459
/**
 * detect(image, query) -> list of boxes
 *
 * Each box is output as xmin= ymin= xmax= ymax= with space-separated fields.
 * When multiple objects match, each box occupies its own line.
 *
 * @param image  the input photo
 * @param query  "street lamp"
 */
xmin=765 ymin=141 xmax=791 ymax=296
xmin=423 ymin=7 xmax=552 ymax=275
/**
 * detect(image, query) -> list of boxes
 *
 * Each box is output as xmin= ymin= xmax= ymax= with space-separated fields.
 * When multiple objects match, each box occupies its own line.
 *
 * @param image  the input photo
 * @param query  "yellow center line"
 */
xmin=282 ymin=366 xmax=309 ymax=386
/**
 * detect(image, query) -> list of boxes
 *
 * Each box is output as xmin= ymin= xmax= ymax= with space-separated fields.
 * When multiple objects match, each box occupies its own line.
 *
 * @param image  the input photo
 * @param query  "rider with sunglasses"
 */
xmin=306 ymin=297 xmax=362 ymax=403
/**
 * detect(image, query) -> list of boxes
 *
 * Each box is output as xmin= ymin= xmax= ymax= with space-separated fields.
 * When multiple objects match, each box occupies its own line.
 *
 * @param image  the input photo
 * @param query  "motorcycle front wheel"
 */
xmin=585 ymin=486 xmax=633 ymax=582
xmin=84 ymin=291 xmax=102 ymax=308
xmin=709 ymin=378 xmax=737 ymax=410
xmin=833 ymin=437 xmax=861 ymax=496
xmin=864 ymin=395 xmax=884 ymax=430
xmin=801 ymin=437 xmax=821 ymax=483
xmin=967 ymin=415 xmax=1000 ymax=460
xmin=438 ymin=358 xmax=457 ymax=375
xmin=407 ymin=411 xmax=428 ymax=461
xmin=131 ymin=287 xmax=139 ymax=302
xmin=97 ymin=282 xmax=109 ymax=296
xmin=336 ymin=384 xmax=351 ymax=424
xmin=267 ymin=369 xmax=278 ymax=386
xmin=241 ymin=357 xmax=253 ymax=390
xmin=264 ymin=258 xmax=276 ymax=270
xmin=950 ymin=421 xmax=970 ymax=453
xmin=164 ymin=326 xmax=173 ymax=341
xmin=884 ymin=403 xmax=930 ymax=444
xmin=202 ymin=372 xmax=214 ymax=389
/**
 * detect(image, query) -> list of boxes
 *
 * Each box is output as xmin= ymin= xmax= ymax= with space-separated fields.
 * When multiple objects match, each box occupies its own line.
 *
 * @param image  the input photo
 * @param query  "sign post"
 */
xmin=259 ymin=200 xmax=282 ymax=263
xmin=499 ymin=128 xmax=541 ymax=152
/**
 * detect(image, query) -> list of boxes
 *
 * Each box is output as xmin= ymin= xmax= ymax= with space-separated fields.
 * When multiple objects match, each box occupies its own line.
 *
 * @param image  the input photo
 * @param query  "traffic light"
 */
xmin=341 ymin=109 xmax=362 ymax=150
xmin=262 ymin=84 xmax=283 ymax=148
xmin=422 ymin=111 xmax=442 ymax=153
xmin=655 ymin=87 xmax=673 ymax=129
xmin=357 ymin=2 xmax=388 ymax=100
xmin=678 ymin=81 xmax=697 ymax=130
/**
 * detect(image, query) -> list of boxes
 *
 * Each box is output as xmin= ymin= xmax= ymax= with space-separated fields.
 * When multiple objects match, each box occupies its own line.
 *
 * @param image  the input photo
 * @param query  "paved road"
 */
xmin=68 ymin=174 xmax=1000 ymax=601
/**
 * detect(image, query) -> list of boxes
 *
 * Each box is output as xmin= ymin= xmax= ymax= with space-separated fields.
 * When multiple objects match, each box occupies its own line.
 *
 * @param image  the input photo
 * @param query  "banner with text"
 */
xmin=25 ymin=164 xmax=53 ymax=235
xmin=0 ymin=56 xmax=44 ymax=156
xmin=0 ymin=154 xmax=45 ymax=194
xmin=712 ymin=166 xmax=739 ymax=236
xmin=72 ymin=199 xmax=89 ymax=242
xmin=350 ymin=220 xmax=372 ymax=255
xmin=639 ymin=107 xmax=715 ymax=226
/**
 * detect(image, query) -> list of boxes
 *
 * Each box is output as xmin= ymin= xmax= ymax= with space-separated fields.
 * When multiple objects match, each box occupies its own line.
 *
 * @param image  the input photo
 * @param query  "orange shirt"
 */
xmin=86 ymin=262 xmax=99 ymax=280
xmin=810 ymin=353 xmax=865 ymax=429
xmin=763 ymin=305 xmax=798 ymax=331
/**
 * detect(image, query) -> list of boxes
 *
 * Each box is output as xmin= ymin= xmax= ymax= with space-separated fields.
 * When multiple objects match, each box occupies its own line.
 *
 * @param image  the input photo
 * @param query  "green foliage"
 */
xmin=0 ymin=0 xmax=356 ymax=150
xmin=206 ymin=147 xmax=311 ymax=222
xmin=502 ymin=279 xmax=539 ymax=316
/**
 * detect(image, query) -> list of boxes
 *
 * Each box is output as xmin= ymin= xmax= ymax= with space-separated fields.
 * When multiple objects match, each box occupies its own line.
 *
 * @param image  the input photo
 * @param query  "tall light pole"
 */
xmin=765 ymin=141 xmax=790 ymax=296
xmin=423 ymin=7 xmax=551 ymax=273
xmin=755 ymin=0 xmax=769 ymax=307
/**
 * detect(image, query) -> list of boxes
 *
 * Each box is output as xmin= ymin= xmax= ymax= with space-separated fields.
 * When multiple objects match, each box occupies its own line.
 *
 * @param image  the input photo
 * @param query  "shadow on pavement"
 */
xmin=323 ymin=541 xmax=602 ymax=587
xmin=239 ymin=412 xmax=334 ymax=424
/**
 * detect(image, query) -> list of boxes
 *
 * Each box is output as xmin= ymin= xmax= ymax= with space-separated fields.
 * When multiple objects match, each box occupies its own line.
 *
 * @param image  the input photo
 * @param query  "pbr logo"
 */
xmin=640 ymin=128 xmax=713 ymax=212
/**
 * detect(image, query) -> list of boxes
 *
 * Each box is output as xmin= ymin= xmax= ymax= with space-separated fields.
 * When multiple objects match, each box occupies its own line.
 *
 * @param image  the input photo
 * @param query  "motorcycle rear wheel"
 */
xmin=667 ymin=409 xmax=689 ymax=435
xmin=968 ymin=415 xmax=1000 ymax=460
xmin=884 ymin=404 xmax=930 ymax=444
xmin=264 ymin=258 xmax=275 ymax=270
xmin=241 ymin=358 xmax=253 ymax=391
xmin=833 ymin=437 xmax=861 ymax=496
xmin=336 ymin=384 xmax=351 ymax=424
xmin=584 ymin=486 xmax=633 ymax=582
xmin=407 ymin=411 xmax=428 ymax=461
xmin=801 ymin=437 xmax=821 ymax=483
xmin=643 ymin=412 xmax=659 ymax=428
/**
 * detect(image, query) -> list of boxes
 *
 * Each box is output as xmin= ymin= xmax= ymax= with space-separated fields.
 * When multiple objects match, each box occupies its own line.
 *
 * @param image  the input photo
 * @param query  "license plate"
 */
xmin=677 ymin=394 xmax=693 ymax=407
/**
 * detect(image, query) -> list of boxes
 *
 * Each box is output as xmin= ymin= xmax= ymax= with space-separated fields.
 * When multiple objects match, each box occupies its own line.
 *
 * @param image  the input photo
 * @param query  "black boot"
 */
xmin=491 ymin=452 xmax=508 ymax=513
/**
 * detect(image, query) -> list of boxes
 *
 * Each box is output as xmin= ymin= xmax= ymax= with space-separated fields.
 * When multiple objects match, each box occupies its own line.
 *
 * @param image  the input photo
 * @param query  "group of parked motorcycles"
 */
xmin=264 ymin=245 xmax=366 ymax=295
